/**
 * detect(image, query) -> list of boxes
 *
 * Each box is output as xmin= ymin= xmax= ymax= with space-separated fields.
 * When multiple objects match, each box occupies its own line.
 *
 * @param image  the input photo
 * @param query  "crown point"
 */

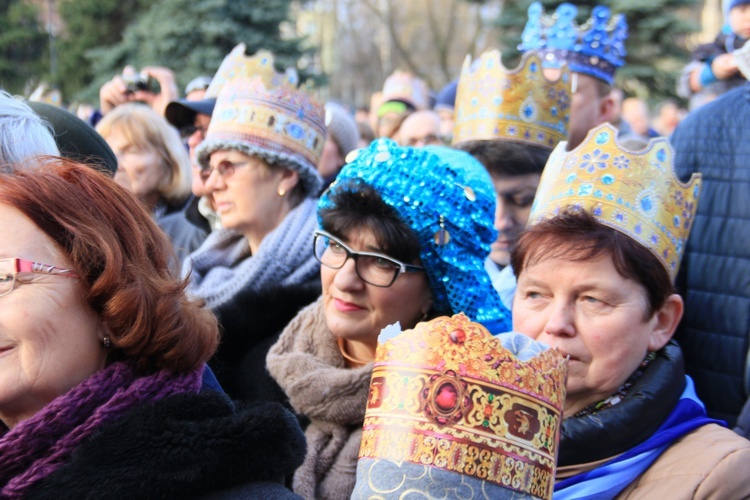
xmin=531 ymin=124 xmax=701 ymax=282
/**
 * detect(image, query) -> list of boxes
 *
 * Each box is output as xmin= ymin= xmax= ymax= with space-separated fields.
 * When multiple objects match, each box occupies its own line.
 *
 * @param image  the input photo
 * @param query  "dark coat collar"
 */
xmin=26 ymin=392 xmax=305 ymax=499
xmin=559 ymin=341 xmax=685 ymax=466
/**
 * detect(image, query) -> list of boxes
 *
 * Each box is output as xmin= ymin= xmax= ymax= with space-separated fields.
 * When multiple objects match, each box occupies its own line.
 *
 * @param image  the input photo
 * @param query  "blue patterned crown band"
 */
xmin=318 ymin=139 xmax=511 ymax=334
xmin=519 ymin=2 xmax=628 ymax=85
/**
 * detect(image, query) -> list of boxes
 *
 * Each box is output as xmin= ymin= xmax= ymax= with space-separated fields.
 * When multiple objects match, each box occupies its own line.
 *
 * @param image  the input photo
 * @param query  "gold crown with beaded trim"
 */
xmin=452 ymin=50 xmax=571 ymax=150
xmin=357 ymin=314 xmax=567 ymax=499
xmin=529 ymin=123 xmax=702 ymax=282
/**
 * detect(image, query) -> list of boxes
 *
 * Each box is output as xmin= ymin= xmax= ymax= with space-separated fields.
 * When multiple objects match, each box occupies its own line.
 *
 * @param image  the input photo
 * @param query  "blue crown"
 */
xmin=519 ymin=2 xmax=627 ymax=85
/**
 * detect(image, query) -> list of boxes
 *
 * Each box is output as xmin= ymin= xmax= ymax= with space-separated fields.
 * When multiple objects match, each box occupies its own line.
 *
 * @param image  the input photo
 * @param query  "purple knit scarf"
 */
xmin=0 ymin=361 xmax=202 ymax=498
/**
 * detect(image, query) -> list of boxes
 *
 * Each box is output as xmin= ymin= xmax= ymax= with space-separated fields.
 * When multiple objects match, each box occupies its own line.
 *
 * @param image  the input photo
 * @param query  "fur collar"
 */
xmin=25 ymin=391 xmax=305 ymax=499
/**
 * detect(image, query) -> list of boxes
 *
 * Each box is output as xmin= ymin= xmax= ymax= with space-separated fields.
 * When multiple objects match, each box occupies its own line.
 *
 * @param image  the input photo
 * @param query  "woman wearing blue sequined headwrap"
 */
xmin=267 ymin=138 xmax=510 ymax=499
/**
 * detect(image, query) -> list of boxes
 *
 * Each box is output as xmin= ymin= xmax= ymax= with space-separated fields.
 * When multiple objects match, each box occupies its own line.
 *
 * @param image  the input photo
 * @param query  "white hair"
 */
xmin=0 ymin=90 xmax=59 ymax=167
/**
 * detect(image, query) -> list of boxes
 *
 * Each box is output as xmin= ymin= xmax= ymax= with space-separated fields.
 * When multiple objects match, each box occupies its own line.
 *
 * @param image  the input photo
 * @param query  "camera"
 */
xmin=122 ymin=72 xmax=157 ymax=94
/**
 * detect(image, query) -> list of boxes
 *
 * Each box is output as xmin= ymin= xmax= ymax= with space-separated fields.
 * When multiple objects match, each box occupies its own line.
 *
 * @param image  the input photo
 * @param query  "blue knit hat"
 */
xmin=434 ymin=80 xmax=458 ymax=111
xmin=729 ymin=0 xmax=750 ymax=11
xmin=318 ymin=139 xmax=511 ymax=334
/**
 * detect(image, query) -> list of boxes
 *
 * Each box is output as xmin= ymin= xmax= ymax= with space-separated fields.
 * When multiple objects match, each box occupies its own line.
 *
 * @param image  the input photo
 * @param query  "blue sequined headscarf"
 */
xmin=318 ymin=138 xmax=511 ymax=334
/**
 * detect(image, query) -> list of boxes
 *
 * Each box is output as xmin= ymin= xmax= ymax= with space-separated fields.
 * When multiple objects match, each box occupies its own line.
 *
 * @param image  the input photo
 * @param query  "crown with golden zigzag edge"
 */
xmin=452 ymin=50 xmax=571 ymax=151
xmin=357 ymin=314 xmax=567 ymax=499
xmin=529 ymin=123 xmax=702 ymax=282
xmin=196 ymin=44 xmax=326 ymax=193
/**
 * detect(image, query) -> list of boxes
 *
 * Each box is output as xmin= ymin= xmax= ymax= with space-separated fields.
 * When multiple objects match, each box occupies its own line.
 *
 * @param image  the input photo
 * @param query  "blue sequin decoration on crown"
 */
xmin=519 ymin=2 xmax=628 ymax=85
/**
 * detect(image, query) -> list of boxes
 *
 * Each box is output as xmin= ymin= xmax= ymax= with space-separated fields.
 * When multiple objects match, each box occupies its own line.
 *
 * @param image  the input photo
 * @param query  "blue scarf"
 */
xmin=554 ymin=376 xmax=722 ymax=499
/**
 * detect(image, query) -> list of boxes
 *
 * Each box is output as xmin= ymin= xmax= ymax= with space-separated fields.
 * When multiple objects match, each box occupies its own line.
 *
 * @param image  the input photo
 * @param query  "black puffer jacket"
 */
xmin=26 ymin=392 xmax=305 ymax=499
xmin=210 ymin=282 xmax=321 ymax=403
xmin=559 ymin=342 xmax=685 ymax=465
xmin=671 ymin=84 xmax=750 ymax=427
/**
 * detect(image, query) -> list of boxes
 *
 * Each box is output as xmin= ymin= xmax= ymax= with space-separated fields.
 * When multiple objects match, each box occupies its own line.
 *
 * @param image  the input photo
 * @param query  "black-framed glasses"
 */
xmin=313 ymin=230 xmax=425 ymax=287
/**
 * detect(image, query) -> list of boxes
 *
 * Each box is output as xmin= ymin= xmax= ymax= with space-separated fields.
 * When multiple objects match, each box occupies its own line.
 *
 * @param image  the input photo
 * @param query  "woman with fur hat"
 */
xmin=267 ymin=140 xmax=511 ymax=499
xmin=184 ymin=47 xmax=326 ymax=403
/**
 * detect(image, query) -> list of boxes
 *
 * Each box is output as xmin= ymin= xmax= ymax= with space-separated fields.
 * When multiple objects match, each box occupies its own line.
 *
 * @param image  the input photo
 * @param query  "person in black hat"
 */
xmin=164 ymin=79 xmax=218 ymax=234
xmin=26 ymin=100 xmax=117 ymax=176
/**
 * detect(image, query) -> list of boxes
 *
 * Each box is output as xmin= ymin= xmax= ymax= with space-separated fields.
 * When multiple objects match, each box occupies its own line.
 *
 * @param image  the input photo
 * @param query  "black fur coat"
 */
xmin=210 ymin=281 xmax=321 ymax=403
xmin=25 ymin=391 xmax=305 ymax=499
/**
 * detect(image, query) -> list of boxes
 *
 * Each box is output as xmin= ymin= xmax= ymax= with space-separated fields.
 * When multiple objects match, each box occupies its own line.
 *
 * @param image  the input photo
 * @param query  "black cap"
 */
xmin=26 ymin=101 xmax=117 ymax=177
xmin=165 ymin=98 xmax=216 ymax=129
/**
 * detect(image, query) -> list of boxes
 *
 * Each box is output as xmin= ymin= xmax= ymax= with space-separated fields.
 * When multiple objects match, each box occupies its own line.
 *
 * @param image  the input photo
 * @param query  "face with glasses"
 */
xmin=203 ymin=150 xmax=299 ymax=246
xmin=317 ymin=228 xmax=433 ymax=354
xmin=0 ymin=203 xmax=106 ymax=429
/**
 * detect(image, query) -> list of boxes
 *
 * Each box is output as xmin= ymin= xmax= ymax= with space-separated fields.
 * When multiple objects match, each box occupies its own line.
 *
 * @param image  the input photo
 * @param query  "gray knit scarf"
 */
xmin=184 ymin=197 xmax=320 ymax=310
xmin=267 ymin=297 xmax=372 ymax=500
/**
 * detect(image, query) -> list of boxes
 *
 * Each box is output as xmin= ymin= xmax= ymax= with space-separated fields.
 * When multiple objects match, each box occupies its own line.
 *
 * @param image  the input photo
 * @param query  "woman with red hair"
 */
xmin=0 ymin=159 xmax=304 ymax=498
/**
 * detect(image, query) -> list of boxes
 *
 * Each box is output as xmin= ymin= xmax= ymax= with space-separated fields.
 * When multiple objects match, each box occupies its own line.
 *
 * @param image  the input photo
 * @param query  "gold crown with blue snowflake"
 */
xmin=452 ymin=50 xmax=571 ymax=150
xmin=529 ymin=123 xmax=702 ymax=281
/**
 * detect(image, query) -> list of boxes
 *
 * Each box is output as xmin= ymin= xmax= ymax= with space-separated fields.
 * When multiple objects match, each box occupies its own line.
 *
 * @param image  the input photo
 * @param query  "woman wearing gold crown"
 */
xmin=183 ymin=47 xmax=325 ymax=402
xmin=510 ymin=123 xmax=750 ymax=498
xmin=267 ymin=139 xmax=511 ymax=499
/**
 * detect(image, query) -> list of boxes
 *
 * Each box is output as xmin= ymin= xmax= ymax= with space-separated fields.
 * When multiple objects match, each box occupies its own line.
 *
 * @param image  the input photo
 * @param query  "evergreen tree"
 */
xmin=495 ymin=0 xmax=699 ymax=102
xmin=80 ymin=0 xmax=312 ymax=102
xmin=56 ymin=0 xmax=148 ymax=103
xmin=0 ymin=0 xmax=47 ymax=94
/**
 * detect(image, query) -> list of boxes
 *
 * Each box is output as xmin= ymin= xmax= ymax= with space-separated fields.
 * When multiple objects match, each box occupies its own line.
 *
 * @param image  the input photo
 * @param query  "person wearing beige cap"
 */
xmin=184 ymin=45 xmax=326 ymax=402
xmin=318 ymin=102 xmax=359 ymax=191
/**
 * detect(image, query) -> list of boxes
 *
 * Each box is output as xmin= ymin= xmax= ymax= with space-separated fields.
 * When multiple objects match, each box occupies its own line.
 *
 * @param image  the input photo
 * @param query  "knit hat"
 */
xmin=26 ymin=101 xmax=117 ymax=176
xmin=325 ymin=103 xmax=359 ymax=157
xmin=319 ymin=139 xmax=511 ymax=334
xmin=434 ymin=80 xmax=458 ymax=111
xmin=185 ymin=75 xmax=212 ymax=95
xmin=195 ymin=48 xmax=325 ymax=196
xmin=729 ymin=0 xmax=750 ymax=11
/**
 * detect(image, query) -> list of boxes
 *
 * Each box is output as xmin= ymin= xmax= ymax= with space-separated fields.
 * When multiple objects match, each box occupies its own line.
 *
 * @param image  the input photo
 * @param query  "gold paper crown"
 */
xmin=205 ymin=43 xmax=299 ymax=99
xmin=381 ymin=70 xmax=429 ymax=110
xmin=452 ymin=50 xmax=571 ymax=150
xmin=358 ymin=314 xmax=567 ymax=499
xmin=529 ymin=123 xmax=702 ymax=281
xmin=197 ymin=47 xmax=326 ymax=187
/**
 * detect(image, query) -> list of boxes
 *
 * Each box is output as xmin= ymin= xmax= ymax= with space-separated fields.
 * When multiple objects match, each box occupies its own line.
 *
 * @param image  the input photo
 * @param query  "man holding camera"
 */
xmin=99 ymin=66 xmax=180 ymax=118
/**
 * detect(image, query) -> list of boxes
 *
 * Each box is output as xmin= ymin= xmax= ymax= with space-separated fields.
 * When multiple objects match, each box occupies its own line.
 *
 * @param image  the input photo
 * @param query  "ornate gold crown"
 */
xmin=356 ymin=314 xmax=567 ymax=499
xmin=452 ymin=50 xmax=571 ymax=150
xmin=197 ymin=45 xmax=326 ymax=183
xmin=205 ymin=43 xmax=299 ymax=99
xmin=529 ymin=123 xmax=702 ymax=281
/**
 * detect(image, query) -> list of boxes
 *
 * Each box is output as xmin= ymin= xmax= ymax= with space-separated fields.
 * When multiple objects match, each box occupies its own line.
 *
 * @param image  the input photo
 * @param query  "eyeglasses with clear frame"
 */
xmin=313 ymin=230 xmax=425 ymax=288
xmin=0 ymin=258 xmax=79 ymax=298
